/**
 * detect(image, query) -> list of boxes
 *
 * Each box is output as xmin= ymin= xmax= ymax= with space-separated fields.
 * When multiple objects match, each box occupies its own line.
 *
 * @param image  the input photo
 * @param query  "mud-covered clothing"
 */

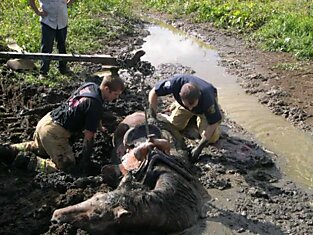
xmin=51 ymin=82 xmax=103 ymax=133
xmin=12 ymin=112 xmax=74 ymax=172
xmin=13 ymin=82 xmax=104 ymax=172
xmin=169 ymin=101 xmax=221 ymax=143
xmin=154 ymin=74 xmax=222 ymax=125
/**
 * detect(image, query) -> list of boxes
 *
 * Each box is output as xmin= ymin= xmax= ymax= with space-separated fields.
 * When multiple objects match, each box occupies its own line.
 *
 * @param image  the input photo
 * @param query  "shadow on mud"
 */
xmin=197 ymin=121 xmax=282 ymax=194
xmin=205 ymin=204 xmax=284 ymax=235
xmin=189 ymin=121 xmax=286 ymax=235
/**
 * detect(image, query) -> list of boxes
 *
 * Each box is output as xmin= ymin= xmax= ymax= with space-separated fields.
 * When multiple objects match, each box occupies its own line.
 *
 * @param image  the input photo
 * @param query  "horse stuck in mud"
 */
xmin=51 ymin=112 xmax=210 ymax=234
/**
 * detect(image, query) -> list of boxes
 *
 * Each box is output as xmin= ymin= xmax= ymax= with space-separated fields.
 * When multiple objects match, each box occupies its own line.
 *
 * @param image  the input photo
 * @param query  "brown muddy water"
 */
xmin=141 ymin=23 xmax=313 ymax=189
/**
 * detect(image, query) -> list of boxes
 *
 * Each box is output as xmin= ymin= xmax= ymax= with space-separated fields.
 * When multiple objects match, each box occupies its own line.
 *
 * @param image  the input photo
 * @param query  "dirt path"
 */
xmin=0 ymin=13 xmax=312 ymax=235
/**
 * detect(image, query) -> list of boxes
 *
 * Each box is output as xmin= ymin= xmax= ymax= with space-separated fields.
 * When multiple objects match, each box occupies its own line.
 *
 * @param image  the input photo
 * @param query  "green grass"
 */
xmin=254 ymin=14 xmax=313 ymax=58
xmin=271 ymin=62 xmax=302 ymax=71
xmin=0 ymin=0 xmax=134 ymax=53
xmin=141 ymin=0 xmax=313 ymax=59
xmin=0 ymin=0 xmax=135 ymax=86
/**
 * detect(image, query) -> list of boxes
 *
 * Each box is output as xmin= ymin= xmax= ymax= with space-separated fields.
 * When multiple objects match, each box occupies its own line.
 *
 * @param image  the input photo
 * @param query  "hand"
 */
xmin=190 ymin=146 xmax=201 ymax=163
xmin=67 ymin=0 xmax=75 ymax=6
xmin=78 ymin=154 xmax=91 ymax=175
xmin=148 ymin=105 xmax=157 ymax=119
xmin=99 ymin=125 xmax=107 ymax=133
xmin=37 ymin=9 xmax=48 ymax=17
xmin=189 ymin=138 xmax=208 ymax=163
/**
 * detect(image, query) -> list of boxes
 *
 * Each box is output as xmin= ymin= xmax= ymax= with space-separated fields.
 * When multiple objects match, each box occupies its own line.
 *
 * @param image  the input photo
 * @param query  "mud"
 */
xmin=0 ymin=13 xmax=312 ymax=235
xmin=154 ymin=14 xmax=313 ymax=134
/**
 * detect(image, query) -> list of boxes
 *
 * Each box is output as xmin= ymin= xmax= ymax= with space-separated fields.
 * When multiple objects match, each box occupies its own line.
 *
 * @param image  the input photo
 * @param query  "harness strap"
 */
xmin=133 ymin=149 xmax=194 ymax=183
xmin=73 ymin=92 xmax=103 ymax=105
xmin=69 ymin=82 xmax=103 ymax=105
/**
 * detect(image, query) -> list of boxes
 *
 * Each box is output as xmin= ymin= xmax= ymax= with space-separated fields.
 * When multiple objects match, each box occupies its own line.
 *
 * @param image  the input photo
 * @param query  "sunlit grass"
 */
xmin=271 ymin=62 xmax=302 ymax=71
xmin=0 ymin=0 xmax=134 ymax=53
xmin=0 ymin=0 xmax=135 ymax=86
xmin=141 ymin=0 xmax=313 ymax=59
xmin=254 ymin=14 xmax=313 ymax=58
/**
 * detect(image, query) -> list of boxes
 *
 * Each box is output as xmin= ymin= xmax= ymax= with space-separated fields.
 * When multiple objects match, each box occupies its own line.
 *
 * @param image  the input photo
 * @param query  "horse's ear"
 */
xmin=113 ymin=206 xmax=131 ymax=219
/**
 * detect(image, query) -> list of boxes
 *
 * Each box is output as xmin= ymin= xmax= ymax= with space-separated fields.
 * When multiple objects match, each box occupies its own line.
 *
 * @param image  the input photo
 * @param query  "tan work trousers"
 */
xmin=12 ymin=112 xmax=75 ymax=171
xmin=168 ymin=101 xmax=221 ymax=144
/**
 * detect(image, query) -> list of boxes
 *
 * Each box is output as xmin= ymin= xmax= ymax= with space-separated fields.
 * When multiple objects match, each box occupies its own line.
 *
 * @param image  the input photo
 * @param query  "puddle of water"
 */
xmin=141 ymin=24 xmax=313 ymax=189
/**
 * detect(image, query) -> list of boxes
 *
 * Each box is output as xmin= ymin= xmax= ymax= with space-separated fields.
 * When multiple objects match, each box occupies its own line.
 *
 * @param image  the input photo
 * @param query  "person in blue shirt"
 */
xmin=148 ymin=74 xmax=223 ymax=162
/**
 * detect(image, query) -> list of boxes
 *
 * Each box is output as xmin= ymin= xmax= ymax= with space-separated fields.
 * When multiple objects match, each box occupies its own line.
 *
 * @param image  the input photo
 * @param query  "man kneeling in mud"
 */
xmin=148 ymin=74 xmax=223 ymax=162
xmin=0 ymin=72 xmax=124 ymax=174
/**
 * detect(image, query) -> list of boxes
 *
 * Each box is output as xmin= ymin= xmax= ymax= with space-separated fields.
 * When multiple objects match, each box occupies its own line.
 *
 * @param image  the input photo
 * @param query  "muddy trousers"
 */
xmin=12 ymin=113 xmax=75 ymax=173
xmin=168 ymin=101 xmax=221 ymax=144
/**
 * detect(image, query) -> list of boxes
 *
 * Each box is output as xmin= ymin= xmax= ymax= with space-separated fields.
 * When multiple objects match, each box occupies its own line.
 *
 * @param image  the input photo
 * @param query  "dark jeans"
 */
xmin=40 ymin=23 xmax=68 ymax=75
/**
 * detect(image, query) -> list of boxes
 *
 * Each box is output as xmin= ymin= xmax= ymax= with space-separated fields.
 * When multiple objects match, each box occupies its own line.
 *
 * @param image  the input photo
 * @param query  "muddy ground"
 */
xmin=0 ymin=13 xmax=313 ymax=235
xmin=157 ymin=14 xmax=313 ymax=135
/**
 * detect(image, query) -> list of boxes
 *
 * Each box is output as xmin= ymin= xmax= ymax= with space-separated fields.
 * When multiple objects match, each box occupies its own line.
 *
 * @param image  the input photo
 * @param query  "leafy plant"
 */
xmin=0 ymin=0 xmax=136 ymax=85
xmin=254 ymin=14 xmax=313 ymax=58
xmin=141 ymin=0 xmax=313 ymax=59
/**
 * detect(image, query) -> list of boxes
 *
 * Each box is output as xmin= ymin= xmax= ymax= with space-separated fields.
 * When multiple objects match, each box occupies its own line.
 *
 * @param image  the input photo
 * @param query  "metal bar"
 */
xmin=0 ymin=51 xmax=118 ymax=65
xmin=140 ymin=73 xmax=150 ymax=138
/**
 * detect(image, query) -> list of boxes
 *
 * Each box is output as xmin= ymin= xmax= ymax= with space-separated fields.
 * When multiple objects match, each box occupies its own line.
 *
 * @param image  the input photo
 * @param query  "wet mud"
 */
xmin=0 ymin=15 xmax=312 ymax=235
xmin=153 ymin=14 xmax=313 ymax=135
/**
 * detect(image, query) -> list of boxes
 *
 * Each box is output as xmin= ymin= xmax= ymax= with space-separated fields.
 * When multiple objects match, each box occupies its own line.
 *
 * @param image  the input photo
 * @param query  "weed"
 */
xmin=0 ymin=0 xmax=135 ymax=86
xmin=141 ymin=0 xmax=313 ymax=59
xmin=272 ymin=62 xmax=302 ymax=71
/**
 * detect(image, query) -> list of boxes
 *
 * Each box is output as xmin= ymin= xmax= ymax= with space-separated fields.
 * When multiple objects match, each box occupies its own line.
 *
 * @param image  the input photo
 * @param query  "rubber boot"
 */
xmin=0 ymin=144 xmax=19 ymax=166
xmin=28 ymin=155 xmax=58 ymax=173
xmin=13 ymin=152 xmax=58 ymax=173
xmin=13 ymin=152 xmax=32 ymax=170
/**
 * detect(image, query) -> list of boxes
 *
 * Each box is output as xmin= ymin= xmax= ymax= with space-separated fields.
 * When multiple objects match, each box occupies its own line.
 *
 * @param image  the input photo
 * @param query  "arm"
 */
xmin=203 ymin=122 xmax=219 ymax=141
xmin=28 ymin=0 xmax=47 ymax=17
xmin=67 ymin=0 xmax=75 ymax=6
xmin=98 ymin=120 xmax=107 ymax=133
xmin=190 ymin=122 xmax=219 ymax=162
xmin=149 ymin=138 xmax=171 ymax=155
xmin=133 ymin=138 xmax=171 ymax=161
xmin=79 ymin=130 xmax=95 ymax=174
xmin=148 ymin=87 xmax=159 ymax=114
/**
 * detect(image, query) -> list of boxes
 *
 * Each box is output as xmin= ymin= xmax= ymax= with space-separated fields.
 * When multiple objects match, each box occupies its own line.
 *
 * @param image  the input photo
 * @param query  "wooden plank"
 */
xmin=0 ymin=51 xmax=118 ymax=65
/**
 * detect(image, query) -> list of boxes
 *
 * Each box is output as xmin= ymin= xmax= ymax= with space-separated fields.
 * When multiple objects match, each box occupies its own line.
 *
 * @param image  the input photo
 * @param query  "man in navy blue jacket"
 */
xmin=148 ymin=74 xmax=223 ymax=162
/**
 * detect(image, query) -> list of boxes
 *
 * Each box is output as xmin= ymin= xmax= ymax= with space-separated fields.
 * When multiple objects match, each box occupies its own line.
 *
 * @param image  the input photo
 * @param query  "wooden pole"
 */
xmin=0 ymin=51 xmax=118 ymax=65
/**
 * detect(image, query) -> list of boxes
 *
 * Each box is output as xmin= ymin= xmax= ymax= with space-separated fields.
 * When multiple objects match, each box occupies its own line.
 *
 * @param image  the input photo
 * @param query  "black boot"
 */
xmin=12 ymin=152 xmax=32 ymax=170
xmin=0 ymin=144 xmax=19 ymax=166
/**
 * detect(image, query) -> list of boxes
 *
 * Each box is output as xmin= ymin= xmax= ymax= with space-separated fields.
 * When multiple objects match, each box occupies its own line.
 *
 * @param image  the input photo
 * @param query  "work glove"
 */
xmin=190 ymin=146 xmax=201 ymax=163
xmin=78 ymin=154 xmax=91 ymax=175
xmin=189 ymin=138 xmax=209 ymax=163
xmin=78 ymin=138 xmax=94 ymax=176
xmin=0 ymin=144 xmax=19 ymax=166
